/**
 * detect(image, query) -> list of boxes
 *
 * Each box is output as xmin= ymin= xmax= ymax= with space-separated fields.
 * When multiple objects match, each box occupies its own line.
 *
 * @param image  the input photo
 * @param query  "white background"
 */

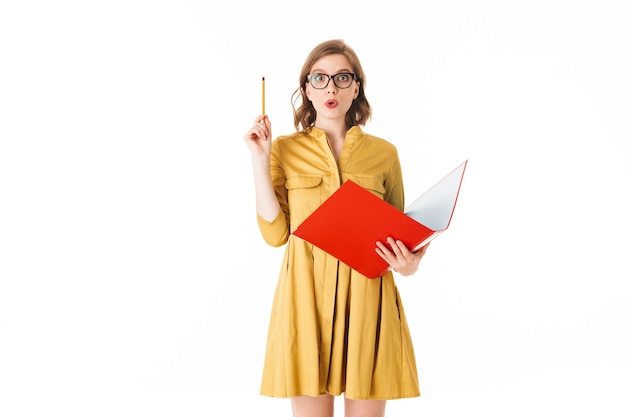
xmin=1 ymin=1 xmax=625 ymax=416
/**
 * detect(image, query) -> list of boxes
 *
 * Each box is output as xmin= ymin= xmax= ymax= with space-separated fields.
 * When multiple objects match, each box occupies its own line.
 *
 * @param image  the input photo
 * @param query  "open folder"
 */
xmin=293 ymin=160 xmax=468 ymax=278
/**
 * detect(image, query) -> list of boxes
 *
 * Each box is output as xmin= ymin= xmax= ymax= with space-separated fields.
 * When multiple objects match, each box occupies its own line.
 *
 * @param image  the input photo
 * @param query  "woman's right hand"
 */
xmin=244 ymin=115 xmax=272 ymax=157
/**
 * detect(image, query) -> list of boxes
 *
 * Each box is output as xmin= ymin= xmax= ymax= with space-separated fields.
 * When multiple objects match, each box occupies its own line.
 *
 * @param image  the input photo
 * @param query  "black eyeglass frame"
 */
xmin=306 ymin=72 xmax=358 ymax=89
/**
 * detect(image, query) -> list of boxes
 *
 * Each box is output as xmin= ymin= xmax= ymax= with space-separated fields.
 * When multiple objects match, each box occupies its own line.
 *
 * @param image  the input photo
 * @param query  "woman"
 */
xmin=243 ymin=39 xmax=430 ymax=417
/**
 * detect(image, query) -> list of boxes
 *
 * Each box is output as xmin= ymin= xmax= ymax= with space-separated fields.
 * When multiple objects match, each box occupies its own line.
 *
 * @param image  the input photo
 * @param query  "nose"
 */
xmin=325 ymin=82 xmax=337 ymax=93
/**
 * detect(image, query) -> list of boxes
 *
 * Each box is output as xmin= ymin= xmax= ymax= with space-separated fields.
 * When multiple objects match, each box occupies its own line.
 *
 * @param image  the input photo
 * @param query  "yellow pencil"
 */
xmin=262 ymin=76 xmax=265 ymax=115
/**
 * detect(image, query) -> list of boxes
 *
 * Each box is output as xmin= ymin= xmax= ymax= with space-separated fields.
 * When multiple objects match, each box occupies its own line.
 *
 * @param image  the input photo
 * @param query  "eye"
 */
xmin=313 ymin=73 xmax=328 ymax=83
xmin=337 ymin=73 xmax=350 ymax=82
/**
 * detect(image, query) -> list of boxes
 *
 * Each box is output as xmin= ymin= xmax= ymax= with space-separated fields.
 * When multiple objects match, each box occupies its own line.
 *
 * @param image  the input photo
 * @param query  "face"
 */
xmin=305 ymin=54 xmax=360 ymax=125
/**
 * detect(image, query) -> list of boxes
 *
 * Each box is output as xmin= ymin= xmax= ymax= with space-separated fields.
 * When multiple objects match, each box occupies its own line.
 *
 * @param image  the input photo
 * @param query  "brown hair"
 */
xmin=291 ymin=39 xmax=371 ymax=132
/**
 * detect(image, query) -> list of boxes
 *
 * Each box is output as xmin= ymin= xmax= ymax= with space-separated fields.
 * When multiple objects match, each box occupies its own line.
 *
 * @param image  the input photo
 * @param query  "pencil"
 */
xmin=262 ymin=76 xmax=265 ymax=115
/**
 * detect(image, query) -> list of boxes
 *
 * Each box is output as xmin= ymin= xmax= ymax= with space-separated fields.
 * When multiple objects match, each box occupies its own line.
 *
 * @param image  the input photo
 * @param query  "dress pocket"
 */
xmin=285 ymin=174 xmax=323 ymax=190
xmin=349 ymin=175 xmax=385 ymax=199
xmin=285 ymin=174 xmax=324 ymax=227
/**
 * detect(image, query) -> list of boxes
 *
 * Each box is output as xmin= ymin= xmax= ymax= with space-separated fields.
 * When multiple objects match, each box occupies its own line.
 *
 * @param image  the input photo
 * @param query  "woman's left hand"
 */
xmin=375 ymin=238 xmax=431 ymax=276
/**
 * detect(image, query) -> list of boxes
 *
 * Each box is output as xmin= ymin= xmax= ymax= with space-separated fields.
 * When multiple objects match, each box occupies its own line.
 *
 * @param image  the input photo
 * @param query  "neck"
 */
xmin=314 ymin=120 xmax=348 ymax=143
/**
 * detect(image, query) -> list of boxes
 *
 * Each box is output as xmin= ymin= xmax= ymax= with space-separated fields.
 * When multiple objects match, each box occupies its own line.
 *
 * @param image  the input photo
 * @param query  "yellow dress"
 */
xmin=257 ymin=126 xmax=419 ymax=400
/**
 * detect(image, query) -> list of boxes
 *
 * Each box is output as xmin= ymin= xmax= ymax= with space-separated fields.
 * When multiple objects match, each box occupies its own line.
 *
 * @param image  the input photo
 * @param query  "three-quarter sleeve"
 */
xmin=384 ymin=149 xmax=405 ymax=212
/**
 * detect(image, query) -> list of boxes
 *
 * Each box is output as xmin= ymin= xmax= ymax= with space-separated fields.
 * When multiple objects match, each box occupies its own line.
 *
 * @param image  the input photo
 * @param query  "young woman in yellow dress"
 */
xmin=243 ymin=39 xmax=430 ymax=417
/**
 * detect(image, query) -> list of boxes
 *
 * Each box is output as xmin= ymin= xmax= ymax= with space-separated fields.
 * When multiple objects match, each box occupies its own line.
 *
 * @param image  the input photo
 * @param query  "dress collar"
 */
xmin=308 ymin=125 xmax=363 ymax=140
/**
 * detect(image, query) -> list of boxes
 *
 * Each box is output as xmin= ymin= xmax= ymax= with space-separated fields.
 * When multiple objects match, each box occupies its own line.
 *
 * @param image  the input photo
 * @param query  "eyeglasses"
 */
xmin=306 ymin=72 xmax=357 ymax=89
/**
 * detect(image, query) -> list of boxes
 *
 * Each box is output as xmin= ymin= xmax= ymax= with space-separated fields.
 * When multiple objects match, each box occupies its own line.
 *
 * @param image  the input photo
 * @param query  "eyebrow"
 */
xmin=310 ymin=68 xmax=354 ymax=74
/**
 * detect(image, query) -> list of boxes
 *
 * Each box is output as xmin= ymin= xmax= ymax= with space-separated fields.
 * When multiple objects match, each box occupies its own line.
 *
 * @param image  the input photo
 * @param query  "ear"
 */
xmin=353 ymin=82 xmax=360 ymax=99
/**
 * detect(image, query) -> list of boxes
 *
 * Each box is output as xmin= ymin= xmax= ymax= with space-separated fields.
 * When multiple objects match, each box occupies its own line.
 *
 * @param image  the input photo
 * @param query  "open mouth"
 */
xmin=325 ymin=100 xmax=338 ymax=108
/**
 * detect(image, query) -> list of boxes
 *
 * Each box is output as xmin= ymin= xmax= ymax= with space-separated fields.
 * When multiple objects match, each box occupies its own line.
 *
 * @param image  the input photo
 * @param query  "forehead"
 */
xmin=310 ymin=53 xmax=353 ymax=72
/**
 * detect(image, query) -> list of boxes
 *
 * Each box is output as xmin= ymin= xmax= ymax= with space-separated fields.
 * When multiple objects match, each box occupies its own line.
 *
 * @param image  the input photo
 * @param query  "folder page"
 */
xmin=404 ymin=160 xmax=467 ymax=230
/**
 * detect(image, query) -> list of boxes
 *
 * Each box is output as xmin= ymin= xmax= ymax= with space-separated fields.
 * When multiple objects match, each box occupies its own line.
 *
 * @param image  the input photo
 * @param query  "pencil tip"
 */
xmin=262 ymin=76 xmax=265 ymax=81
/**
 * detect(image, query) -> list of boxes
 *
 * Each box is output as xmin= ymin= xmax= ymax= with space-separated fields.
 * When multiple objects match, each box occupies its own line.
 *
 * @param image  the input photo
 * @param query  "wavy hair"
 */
xmin=291 ymin=39 xmax=371 ymax=132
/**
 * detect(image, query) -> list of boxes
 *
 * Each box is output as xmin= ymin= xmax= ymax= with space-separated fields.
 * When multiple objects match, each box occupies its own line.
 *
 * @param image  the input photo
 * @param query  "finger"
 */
xmin=392 ymin=239 xmax=412 ymax=256
xmin=256 ymin=121 xmax=271 ymax=139
xmin=375 ymin=241 xmax=394 ymax=262
xmin=256 ymin=115 xmax=271 ymax=127
xmin=248 ymin=123 xmax=268 ymax=140
xmin=385 ymin=237 xmax=405 ymax=256
xmin=375 ymin=240 xmax=390 ymax=255
xmin=245 ymin=131 xmax=269 ymax=148
xmin=244 ymin=127 xmax=263 ymax=141
xmin=375 ymin=248 xmax=394 ymax=267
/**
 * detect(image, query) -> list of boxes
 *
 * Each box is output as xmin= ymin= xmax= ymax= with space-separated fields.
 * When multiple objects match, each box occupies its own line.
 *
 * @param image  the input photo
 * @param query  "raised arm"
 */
xmin=243 ymin=115 xmax=280 ymax=222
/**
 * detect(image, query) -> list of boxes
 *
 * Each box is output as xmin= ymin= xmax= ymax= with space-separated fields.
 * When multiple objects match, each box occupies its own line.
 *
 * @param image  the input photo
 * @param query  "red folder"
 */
xmin=293 ymin=160 xmax=467 ymax=278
